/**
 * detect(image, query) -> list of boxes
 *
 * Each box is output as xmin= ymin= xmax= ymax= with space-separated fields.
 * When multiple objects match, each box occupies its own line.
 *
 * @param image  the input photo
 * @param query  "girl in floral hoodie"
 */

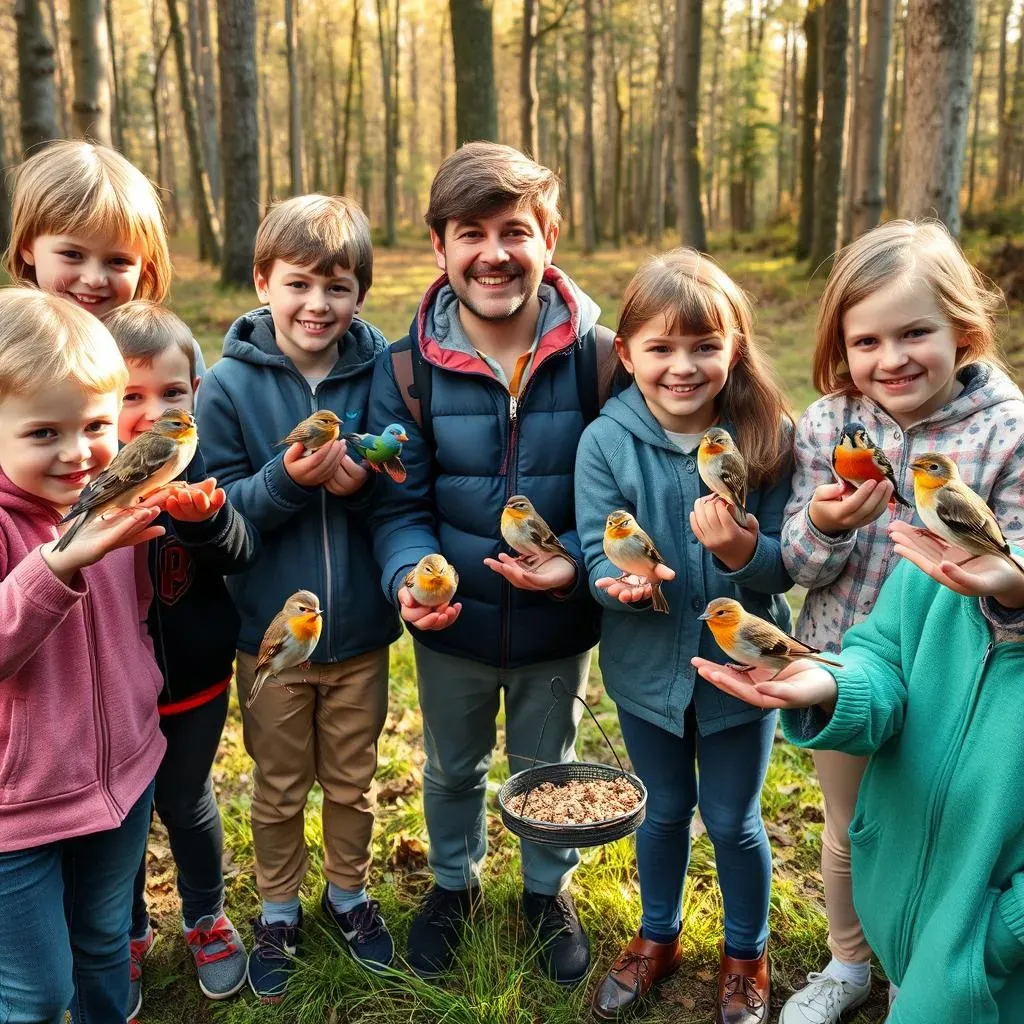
xmin=777 ymin=219 xmax=1024 ymax=1023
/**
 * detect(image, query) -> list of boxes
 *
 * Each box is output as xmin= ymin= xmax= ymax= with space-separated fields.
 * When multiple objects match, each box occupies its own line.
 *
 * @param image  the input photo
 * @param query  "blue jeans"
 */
xmin=0 ymin=780 xmax=155 ymax=1024
xmin=617 ymin=705 xmax=775 ymax=953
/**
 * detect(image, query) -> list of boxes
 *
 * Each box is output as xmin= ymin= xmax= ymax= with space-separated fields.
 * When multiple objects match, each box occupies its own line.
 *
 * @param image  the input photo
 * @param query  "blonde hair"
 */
xmin=426 ymin=142 xmax=561 ymax=239
xmin=0 ymin=288 xmax=127 ymax=400
xmin=254 ymin=194 xmax=373 ymax=295
xmin=104 ymin=300 xmax=197 ymax=381
xmin=614 ymin=248 xmax=793 ymax=486
xmin=814 ymin=219 xmax=1005 ymax=395
xmin=4 ymin=141 xmax=172 ymax=303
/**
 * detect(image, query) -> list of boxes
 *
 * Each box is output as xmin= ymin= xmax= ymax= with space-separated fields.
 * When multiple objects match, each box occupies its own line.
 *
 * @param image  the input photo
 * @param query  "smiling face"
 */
xmin=842 ymin=275 xmax=967 ymax=430
xmin=20 ymin=232 xmax=145 ymax=318
xmin=119 ymin=346 xmax=198 ymax=443
xmin=617 ymin=311 xmax=736 ymax=434
xmin=0 ymin=381 xmax=119 ymax=512
xmin=431 ymin=204 xmax=557 ymax=326
xmin=254 ymin=259 xmax=363 ymax=377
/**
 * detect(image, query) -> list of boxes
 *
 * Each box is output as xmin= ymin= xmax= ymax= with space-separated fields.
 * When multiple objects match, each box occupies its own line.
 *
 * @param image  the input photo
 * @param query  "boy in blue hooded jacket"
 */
xmin=195 ymin=195 xmax=401 ymax=1001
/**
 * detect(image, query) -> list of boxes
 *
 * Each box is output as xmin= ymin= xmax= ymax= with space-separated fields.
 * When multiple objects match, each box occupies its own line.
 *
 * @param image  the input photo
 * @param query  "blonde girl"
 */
xmin=778 ymin=219 xmax=1024 ymax=1023
xmin=575 ymin=249 xmax=793 ymax=1024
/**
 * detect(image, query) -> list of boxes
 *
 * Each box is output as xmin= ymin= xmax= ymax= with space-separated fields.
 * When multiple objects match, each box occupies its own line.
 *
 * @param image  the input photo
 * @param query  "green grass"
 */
xmin=141 ymin=229 xmax=1024 ymax=1023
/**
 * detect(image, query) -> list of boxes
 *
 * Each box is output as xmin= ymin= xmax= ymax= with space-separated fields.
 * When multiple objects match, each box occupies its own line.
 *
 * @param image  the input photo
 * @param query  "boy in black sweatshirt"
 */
xmin=105 ymin=302 xmax=259 ymax=1018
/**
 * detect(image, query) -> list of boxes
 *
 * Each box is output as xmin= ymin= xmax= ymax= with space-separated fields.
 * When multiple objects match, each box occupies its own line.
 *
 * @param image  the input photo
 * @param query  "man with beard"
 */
xmin=366 ymin=142 xmax=606 ymax=985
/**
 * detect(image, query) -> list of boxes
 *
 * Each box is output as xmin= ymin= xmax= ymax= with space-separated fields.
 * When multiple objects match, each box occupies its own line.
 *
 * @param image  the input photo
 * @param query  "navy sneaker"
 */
xmin=320 ymin=887 xmax=394 ymax=971
xmin=522 ymin=889 xmax=591 ymax=986
xmin=406 ymin=884 xmax=482 ymax=979
xmin=247 ymin=910 xmax=303 ymax=1003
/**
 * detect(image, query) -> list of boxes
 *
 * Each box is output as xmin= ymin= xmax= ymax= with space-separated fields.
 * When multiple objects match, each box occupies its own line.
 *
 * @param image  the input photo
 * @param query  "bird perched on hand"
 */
xmin=501 ymin=495 xmax=574 ymax=567
xmin=278 ymin=410 xmax=342 ymax=455
xmin=910 ymin=452 xmax=1024 ymax=577
xmin=246 ymin=590 xmax=323 ymax=708
xmin=404 ymin=553 xmax=459 ymax=607
xmin=56 ymin=408 xmax=198 ymax=552
xmin=832 ymin=421 xmax=912 ymax=508
xmin=603 ymin=510 xmax=673 ymax=613
xmin=697 ymin=427 xmax=749 ymax=525
xmin=341 ymin=423 xmax=408 ymax=483
xmin=699 ymin=597 xmax=841 ymax=677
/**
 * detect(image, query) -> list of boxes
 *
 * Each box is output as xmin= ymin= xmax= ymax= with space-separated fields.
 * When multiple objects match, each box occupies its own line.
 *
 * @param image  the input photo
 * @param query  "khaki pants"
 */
xmin=813 ymin=748 xmax=873 ymax=964
xmin=235 ymin=647 xmax=389 ymax=901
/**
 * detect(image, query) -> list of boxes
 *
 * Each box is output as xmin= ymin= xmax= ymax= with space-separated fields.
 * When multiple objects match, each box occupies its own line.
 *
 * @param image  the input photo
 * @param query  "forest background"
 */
xmin=4 ymin=0 xmax=1024 ymax=1020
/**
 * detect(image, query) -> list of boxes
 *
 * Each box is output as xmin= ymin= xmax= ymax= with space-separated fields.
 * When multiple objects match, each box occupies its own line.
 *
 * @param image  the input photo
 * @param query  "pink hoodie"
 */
xmin=0 ymin=471 xmax=166 ymax=853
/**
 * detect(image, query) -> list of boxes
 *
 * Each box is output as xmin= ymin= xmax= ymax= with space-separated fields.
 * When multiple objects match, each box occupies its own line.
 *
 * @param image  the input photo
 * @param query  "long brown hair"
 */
xmin=613 ymin=248 xmax=792 ymax=486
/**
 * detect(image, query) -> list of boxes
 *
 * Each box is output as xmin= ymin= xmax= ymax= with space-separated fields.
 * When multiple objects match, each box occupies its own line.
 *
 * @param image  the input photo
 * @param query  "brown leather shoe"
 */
xmin=591 ymin=932 xmax=682 ymax=1020
xmin=716 ymin=942 xmax=770 ymax=1024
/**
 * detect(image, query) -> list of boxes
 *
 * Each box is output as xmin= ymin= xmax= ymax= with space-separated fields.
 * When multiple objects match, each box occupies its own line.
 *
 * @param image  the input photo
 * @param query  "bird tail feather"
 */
xmin=651 ymin=583 xmax=670 ymax=614
xmin=54 ymin=513 xmax=87 ymax=553
xmin=246 ymin=670 xmax=270 ymax=709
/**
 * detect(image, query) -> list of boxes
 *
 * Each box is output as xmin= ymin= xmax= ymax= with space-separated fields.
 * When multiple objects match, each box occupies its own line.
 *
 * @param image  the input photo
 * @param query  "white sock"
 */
xmin=824 ymin=957 xmax=871 ymax=988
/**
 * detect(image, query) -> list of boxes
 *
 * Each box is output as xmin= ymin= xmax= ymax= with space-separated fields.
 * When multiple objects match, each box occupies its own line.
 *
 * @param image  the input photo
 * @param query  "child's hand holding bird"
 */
xmin=600 ymin=510 xmax=676 ymax=612
xmin=398 ymin=577 xmax=462 ymax=631
xmin=690 ymin=494 xmax=759 ymax=571
xmin=323 ymin=449 xmax=370 ymax=497
xmin=279 ymin=410 xmax=342 ymax=455
xmin=690 ymin=654 xmax=839 ymax=713
xmin=808 ymin=477 xmax=894 ymax=537
xmin=487 ymin=495 xmax=578 ymax=592
xmin=832 ymin=422 xmax=912 ymax=508
xmin=341 ymin=423 xmax=409 ymax=484
xmin=697 ymin=427 xmax=750 ymax=525
xmin=403 ymin=554 xmax=459 ymax=608
xmin=282 ymin=434 xmax=347 ymax=488
xmin=160 ymin=477 xmax=226 ymax=522
xmin=245 ymin=590 xmax=323 ymax=708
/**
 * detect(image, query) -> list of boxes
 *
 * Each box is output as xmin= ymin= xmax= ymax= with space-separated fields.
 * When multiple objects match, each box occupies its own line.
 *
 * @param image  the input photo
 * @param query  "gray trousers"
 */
xmin=412 ymin=641 xmax=592 ymax=896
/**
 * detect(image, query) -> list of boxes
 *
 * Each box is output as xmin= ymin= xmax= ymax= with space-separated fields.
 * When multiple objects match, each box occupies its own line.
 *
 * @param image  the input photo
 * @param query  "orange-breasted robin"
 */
xmin=404 ymin=553 xmax=459 ymax=607
xmin=697 ymin=427 xmax=749 ymax=526
xmin=699 ymin=597 xmax=841 ymax=678
xmin=832 ymin=421 xmax=911 ymax=508
xmin=278 ymin=410 xmax=342 ymax=455
xmin=911 ymin=452 xmax=1024 ymax=577
xmin=245 ymin=590 xmax=323 ymax=708
xmin=57 ymin=408 xmax=198 ymax=552
xmin=500 ymin=495 xmax=574 ymax=567
xmin=603 ymin=510 xmax=673 ymax=614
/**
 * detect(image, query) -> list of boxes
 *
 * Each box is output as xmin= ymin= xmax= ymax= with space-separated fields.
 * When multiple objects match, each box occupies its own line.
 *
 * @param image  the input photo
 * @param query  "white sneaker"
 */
xmin=780 ymin=971 xmax=872 ymax=1024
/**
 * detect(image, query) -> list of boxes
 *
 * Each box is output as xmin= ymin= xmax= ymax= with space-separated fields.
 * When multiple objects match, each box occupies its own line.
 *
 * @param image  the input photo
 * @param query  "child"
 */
xmin=693 ymin=521 xmax=1024 ymax=1024
xmin=777 ymin=219 xmax=1024 ymax=1023
xmin=195 ymin=194 xmax=401 ymax=1001
xmin=3 ymin=139 xmax=205 ymax=373
xmin=0 ymin=288 xmax=167 ymax=1021
xmin=105 ymin=301 xmax=257 ymax=1015
xmin=574 ymin=249 xmax=793 ymax=1024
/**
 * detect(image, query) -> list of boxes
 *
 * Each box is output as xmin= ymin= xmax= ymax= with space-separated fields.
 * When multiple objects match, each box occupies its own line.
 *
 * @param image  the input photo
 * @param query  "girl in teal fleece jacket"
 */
xmin=694 ymin=522 xmax=1024 ymax=1024
xmin=575 ymin=249 xmax=793 ymax=1022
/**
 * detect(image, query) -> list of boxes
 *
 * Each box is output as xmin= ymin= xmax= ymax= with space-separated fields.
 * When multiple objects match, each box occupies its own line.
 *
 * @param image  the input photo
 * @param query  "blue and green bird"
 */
xmin=342 ymin=422 xmax=409 ymax=483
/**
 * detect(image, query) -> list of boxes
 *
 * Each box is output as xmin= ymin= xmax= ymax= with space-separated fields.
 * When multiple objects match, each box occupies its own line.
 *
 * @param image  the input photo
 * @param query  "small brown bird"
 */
xmin=832 ymin=421 xmax=912 ymax=508
xmin=697 ymin=427 xmax=749 ymax=525
xmin=404 ymin=554 xmax=459 ymax=607
xmin=278 ymin=410 xmax=342 ymax=455
xmin=246 ymin=590 xmax=323 ymax=708
xmin=500 ymin=495 xmax=574 ymax=567
xmin=910 ymin=452 xmax=1024 ymax=577
xmin=56 ymin=408 xmax=198 ymax=552
xmin=699 ymin=597 xmax=841 ymax=678
xmin=603 ymin=510 xmax=673 ymax=613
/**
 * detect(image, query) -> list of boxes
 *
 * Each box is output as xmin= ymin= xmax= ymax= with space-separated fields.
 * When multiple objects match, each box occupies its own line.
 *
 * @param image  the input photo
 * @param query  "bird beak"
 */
xmin=314 ymin=610 xmax=323 ymax=618
xmin=396 ymin=432 xmax=409 ymax=442
xmin=696 ymin=611 xmax=710 ymax=621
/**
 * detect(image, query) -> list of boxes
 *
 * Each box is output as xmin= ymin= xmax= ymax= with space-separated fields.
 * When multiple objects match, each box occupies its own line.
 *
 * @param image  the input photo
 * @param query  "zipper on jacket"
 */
xmin=84 ymin=593 xmax=122 ymax=820
xmin=897 ymin=640 xmax=994 ymax=974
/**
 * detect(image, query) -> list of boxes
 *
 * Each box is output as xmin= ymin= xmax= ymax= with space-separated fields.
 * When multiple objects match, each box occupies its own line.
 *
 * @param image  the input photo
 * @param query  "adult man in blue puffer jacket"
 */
xmin=367 ymin=143 xmax=604 ymax=985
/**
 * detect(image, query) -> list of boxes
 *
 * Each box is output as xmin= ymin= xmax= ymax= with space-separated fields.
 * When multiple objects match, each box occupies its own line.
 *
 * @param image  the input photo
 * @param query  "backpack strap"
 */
xmin=576 ymin=324 xmax=616 ymax=424
xmin=390 ymin=336 xmax=434 ymax=446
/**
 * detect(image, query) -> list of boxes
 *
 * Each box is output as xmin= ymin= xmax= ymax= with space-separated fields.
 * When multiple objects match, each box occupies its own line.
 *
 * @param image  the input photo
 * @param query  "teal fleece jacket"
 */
xmin=783 ymin=561 xmax=1024 ymax=1024
xmin=575 ymin=383 xmax=794 ymax=737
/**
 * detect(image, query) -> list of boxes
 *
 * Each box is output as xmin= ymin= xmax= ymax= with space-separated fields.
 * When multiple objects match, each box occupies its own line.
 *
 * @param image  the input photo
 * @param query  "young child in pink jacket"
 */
xmin=0 ymin=289 xmax=168 ymax=1022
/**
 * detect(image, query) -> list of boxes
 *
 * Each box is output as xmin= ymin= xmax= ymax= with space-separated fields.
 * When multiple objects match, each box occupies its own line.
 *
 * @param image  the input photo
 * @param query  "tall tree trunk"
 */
xmin=648 ymin=0 xmax=670 ymax=241
xmin=789 ymin=20 xmax=799 ymax=198
xmin=159 ymin=37 xmax=182 ymax=226
xmin=842 ymin=0 xmax=862 ymax=244
xmin=15 ymin=0 xmax=60 ymax=153
xmin=776 ymin=22 xmax=789 ymax=214
xmin=105 ymin=0 xmax=125 ymax=152
xmin=167 ymin=0 xmax=222 ymax=262
xmin=449 ymin=0 xmax=497 ymax=142
xmin=601 ymin=0 xmax=624 ymax=245
xmin=46 ymin=0 xmax=70 ymax=136
xmin=995 ymin=0 xmax=1013 ymax=199
xmin=851 ymin=0 xmax=892 ymax=234
xmin=885 ymin=6 xmax=903 ymax=214
xmin=582 ymin=0 xmax=599 ymax=252
xmin=375 ymin=0 xmax=400 ymax=244
xmin=674 ymin=0 xmax=706 ymax=249
xmin=705 ymin=0 xmax=724 ymax=230
xmin=439 ymin=7 xmax=450 ymax=159
xmin=808 ymin=0 xmax=849 ymax=271
xmin=796 ymin=2 xmax=820 ymax=259
xmin=557 ymin=32 xmax=576 ymax=240
xmin=407 ymin=19 xmax=421 ymax=221
xmin=967 ymin=0 xmax=995 ymax=214
xmin=898 ymin=0 xmax=974 ymax=233
xmin=356 ymin=31 xmax=371 ymax=214
xmin=260 ymin=5 xmax=275 ymax=204
xmin=285 ymin=0 xmax=302 ymax=193
xmin=188 ymin=0 xmax=220 ymax=203
xmin=1009 ymin=7 xmax=1024 ymax=188
xmin=219 ymin=0 xmax=259 ymax=285
xmin=520 ymin=0 xmax=539 ymax=155
xmin=339 ymin=0 xmax=359 ymax=194
xmin=68 ymin=0 xmax=113 ymax=144
xmin=327 ymin=13 xmax=341 ymax=193
xmin=0 ymin=79 xmax=11 ymax=251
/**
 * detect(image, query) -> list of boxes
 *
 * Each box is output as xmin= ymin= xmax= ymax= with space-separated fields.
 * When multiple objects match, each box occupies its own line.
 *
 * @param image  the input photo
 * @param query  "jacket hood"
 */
xmin=0 ymin=470 xmax=63 ymax=528
xmin=412 ymin=266 xmax=602 ymax=374
xmin=922 ymin=361 xmax=1023 ymax=427
xmin=222 ymin=306 xmax=385 ymax=378
xmin=598 ymin=382 xmax=701 ymax=452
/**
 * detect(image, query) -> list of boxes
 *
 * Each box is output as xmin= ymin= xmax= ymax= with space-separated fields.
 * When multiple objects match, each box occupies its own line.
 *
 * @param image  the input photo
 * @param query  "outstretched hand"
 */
xmin=690 ymin=655 xmax=838 ymax=713
xmin=809 ymin=479 xmax=893 ymax=536
xmin=44 ymin=506 xmax=165 ymax=584
xmin=484 ymin=552 xmax=577 ymax=592
xmin=398 ymin=585 xmax=462 ymax=630
xmin=596 ymin=562 xmax=676 ymax=604
xmin=149 ymin=477 xmax=226 ymax=522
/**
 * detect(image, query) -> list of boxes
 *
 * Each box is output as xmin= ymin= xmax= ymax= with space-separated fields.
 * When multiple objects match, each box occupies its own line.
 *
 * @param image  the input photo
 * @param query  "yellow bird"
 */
xmin=245 ymin=590 xmax=323 ymax=708
xmin=910 ymin=452 xmax=1024 ymax=577
xmin=699 ymin=597 xmax=841 ymax=678
xmin=56 ymin=408 xmax=198 ymax=552
xmin=697 ymin=427 xmax=749 ymax=526
xmin=602 ymin=510 xmax=673 ymax=614
xmin=500 ymin=495 xmax=573 ymax=567
xmin=278 ymin=410 xmax=342 ymax=455
xmin=403 ymin=553 xmax=459 ymax=608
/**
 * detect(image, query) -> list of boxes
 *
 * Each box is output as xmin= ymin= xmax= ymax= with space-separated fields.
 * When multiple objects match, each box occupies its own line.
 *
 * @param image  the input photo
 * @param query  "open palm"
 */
xmin=690 ymin=655 xmax=838 ymax=712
